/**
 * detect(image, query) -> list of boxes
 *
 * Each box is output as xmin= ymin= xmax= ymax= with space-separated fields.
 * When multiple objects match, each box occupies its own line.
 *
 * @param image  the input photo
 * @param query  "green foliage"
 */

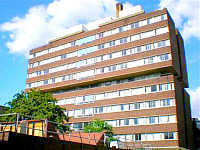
xmin=83 ymin=119 xmax=116 ymax=148
xmin=3 ymin=89 xmax=69 ymax=132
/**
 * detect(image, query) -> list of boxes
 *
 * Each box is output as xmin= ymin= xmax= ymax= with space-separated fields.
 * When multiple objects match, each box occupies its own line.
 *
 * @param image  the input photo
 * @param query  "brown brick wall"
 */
xmin=113 ymin=123 xmax=178 ymax=134
xmin=167 ymin=12 xmax=181 ymax=77
xmin=131 ymin=140 xmax=179 ymax=148
xmin=174 ymin=79 xmax=186 ymax=148
xmin=183 ymin=90 xmax=193 ymax=149
xmin=176 ymin=29 xmax=188 ymax=87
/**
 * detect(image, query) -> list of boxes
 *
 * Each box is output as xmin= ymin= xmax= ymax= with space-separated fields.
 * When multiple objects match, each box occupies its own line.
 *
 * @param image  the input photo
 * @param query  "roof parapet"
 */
xmin=49 ymin=25 xmax=88 ymax=43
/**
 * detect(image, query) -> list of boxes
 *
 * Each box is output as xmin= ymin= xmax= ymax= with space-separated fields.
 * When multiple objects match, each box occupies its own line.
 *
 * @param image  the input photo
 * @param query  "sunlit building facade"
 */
xmin=26 ymin=4 xmax=193 ymax=149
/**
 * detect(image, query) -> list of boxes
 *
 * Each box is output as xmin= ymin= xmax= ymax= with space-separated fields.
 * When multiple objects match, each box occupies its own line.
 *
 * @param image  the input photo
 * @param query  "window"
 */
xmin=135 ymin=134 xmax=141 ymax=141
xmin=160 ymin=54 xmax=169 ymax=61
xmin=134 ymin=103 xmax=140 ymax=109
xmin=109 ymin=40 xmax=115 ymax=47
xmin=120 ymin=63 xmax=127 ymax=69
xmin=119 ymin=26 xmax=124 ymax=32
xmin=27 ymin=83 xmax=31 ymax=88
xmin=44 ymin=69 xmax=49 ymax=74
xmin=84 ymin=108 xmax=93 ymax=116
xmin=147 ymin=57 xmax=153 ymax=64
xmin=151 ymin=85 xmax=157 ymax=92
xmin=131 ymin=21 xmax=139 ymax=29
xmin=147 ymin=18 xmax=150 ymax=25
xmin=33 ymin=53 xmax=36 ymax=58
xmin=62 ymin=76 xmax=65 ymax=81
xmin=100 ymin=68 xmax=104 ymax=73
xmin=108 ymin=65 xmax=116 ymax=71
xmin=136 ymin=47 xmax=141 ymax=53
xmin=161 ymin=14 xmax=165 ymax=21
xmin=149 ymin=101 xmax=156 ymax=108
xmin=98 ymin=32 xmax=104 ymax=38
xmin=108 ymin=53 xmax=112 ymax=59
xmin=145 ymin=44 xmax=152 ymax=50
xmin=121 ymin=104 xmax=129 ymax=111
xmin=86 ymin=47 xmax=95 ymax=54
xmin=124 ymin=119 xmax=129 ymax=125
xmin=71 ymin=41 xmax=76 ymax=46
xmin=98 ymin=43 xmax=105 ymax=49
xmin=94 ymin=107 xmax=99 ymax=114
xmin=162 ymin=99 xmax=171 ymax=106
xmin=44 ymin=80 xmax=48 ymax=85
xmin=86 ymin=35 xmax=95 ymax=44
xmin=84 ymin=95 xmax=94 ymax=102
xmin=77 ymin=49 xmax=87 ymax=56
xmin=99 ymin=107 xmax=103 ymax=113
xmin=160 ymin=116 xmax=169 ymax=123
xmin=162 ymin=41 xmax=166 ymax=47
xmin=157 ymin=41 xmax=163 ymax=48
xmin=78 ymin=38 xmax=87 ymax=45
xmin=73 ymin=123 xmax=83 ymax=129
xmin=164 ymin=132 xmax=174 ymax=139
xmin=29 ymin=63 xmax=33 ymax=68
xmin=68 ymin=74 xmax=73 ymax=80
xmin=135 ymin=22 xmax=139 ymax=28
xmin=120 ymin=37 xmax=127 ymax=44
xmin=37 ymin=71 xmax=42 ymax=76
xmin=61 ymin=54 xmax=67 ymax=59
xmin=77 ymin=60 xmax=86 ymax=68
xmin=122 ymin=50 xmax=127 ymax=56
xmin=149 ymin=117 xmax=156 ymax=124
xmin=76 ymin=96 xmax=84 ymax=104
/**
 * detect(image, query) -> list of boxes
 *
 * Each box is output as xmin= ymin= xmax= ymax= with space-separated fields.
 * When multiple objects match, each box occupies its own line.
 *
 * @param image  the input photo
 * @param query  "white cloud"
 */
xmin=0 ymin=0 xmax=133 ymax=57
xmin=187 ymin=87 xmax=200 ymax=118
xmin=159 ymin=0 xmax=200 ymax=41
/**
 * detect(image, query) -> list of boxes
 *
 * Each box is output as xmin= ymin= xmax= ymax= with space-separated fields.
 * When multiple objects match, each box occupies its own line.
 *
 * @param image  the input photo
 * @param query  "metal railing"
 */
xmin=0 ymin=113 xmax=154 ymax=150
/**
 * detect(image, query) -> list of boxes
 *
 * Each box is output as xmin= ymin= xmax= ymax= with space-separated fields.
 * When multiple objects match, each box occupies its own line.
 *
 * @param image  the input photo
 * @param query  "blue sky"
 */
xmin=0 ymin=0 xmax=199 ymax=117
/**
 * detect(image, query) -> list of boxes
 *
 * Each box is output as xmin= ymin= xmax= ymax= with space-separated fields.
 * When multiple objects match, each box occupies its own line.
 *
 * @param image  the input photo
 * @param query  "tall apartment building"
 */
xmin=26 ymin=3 xmax=193 ymax=149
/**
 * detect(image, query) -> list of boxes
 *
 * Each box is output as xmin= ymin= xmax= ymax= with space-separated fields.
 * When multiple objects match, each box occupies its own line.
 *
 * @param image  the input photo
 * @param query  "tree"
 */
xmin=3 ymin=89 xmax=69 ymax=132
xmin=83 ymin=119 xmax=116 ymax=148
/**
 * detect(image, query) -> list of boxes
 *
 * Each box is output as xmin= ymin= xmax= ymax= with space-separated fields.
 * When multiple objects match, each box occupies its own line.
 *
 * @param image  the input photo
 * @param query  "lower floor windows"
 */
xmin=115 ymin=132 xmax=177 ymax=142
xmin=71 ymin=115 xmax=176 ymax=130
xmin=66 ymin=99 xmax=175 ymax=118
